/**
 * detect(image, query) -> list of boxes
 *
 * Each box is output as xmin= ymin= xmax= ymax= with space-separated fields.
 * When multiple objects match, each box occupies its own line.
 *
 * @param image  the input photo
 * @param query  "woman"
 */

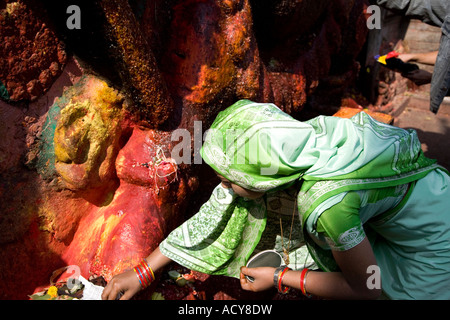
xmin=102 ymin=100 xmax=450 ymax=300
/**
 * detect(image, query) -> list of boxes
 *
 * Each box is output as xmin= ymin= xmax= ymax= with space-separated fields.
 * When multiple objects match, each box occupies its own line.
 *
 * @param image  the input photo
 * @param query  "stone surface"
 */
xmin=0 ymin=0 xmax=66 ymax=101
xmin=393 ymin=94 xmax=450 ymax=171
xmin=333 ymin=105 xmax=394 ymax=124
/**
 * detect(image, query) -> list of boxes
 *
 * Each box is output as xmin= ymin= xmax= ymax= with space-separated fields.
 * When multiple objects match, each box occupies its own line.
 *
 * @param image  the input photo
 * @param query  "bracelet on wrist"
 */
xmin=273 ymin=266 xmax=290 ymax=294
xmin=133 ymin=259 xmax=155 ymax=290
xmin=300 ymin=268 xmax=312 ymax=298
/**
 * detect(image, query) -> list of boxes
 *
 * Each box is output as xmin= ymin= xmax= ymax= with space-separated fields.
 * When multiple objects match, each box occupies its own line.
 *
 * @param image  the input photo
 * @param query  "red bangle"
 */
xmin=277 ymin=267 xmax=290 ymax=294
xmin=300 ymin=268 xmax=311 ymax=297
xmin=134 ymin=265 xmax=149 ymax=288
xmin=140 ymin=264 xmax=152 ymax=287
xmin=133 ymin=259 xmax=155 ymax=289
xmin=140 ymin=260 xmax=155 ymax=282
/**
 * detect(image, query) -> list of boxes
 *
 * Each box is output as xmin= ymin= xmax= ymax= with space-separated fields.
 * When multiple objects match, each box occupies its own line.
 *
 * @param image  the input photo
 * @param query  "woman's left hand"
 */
xmin=239 ymin=266 xmax=275 ymax=292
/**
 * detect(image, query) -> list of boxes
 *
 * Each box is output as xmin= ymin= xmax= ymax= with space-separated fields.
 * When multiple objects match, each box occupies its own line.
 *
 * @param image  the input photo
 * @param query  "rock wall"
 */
xmin=0 ymin=0 xmax=369 ymax=299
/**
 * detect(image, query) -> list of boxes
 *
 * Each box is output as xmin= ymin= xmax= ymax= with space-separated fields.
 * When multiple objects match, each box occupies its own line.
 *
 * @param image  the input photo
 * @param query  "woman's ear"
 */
xmin=221 ymin=181 xmax=232 ymax=189
xmin=217 ymin=174 xmax=232 ymax=188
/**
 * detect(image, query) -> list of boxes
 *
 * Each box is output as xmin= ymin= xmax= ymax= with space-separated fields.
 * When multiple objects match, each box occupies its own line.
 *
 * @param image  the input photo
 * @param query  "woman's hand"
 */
xmin=101 ymin=248 xmax=172 ymax=300
xmin=101 ymin=269 xmax=141 ymax=300
xmin=398 ymin=53 xmax=415 ymax=63
xmin=239 ymin=266 xmax=275 ymax=292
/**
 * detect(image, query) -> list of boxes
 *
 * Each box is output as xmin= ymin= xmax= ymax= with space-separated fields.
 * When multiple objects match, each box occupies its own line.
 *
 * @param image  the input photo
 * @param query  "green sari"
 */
xmin=160 ymin=100 xmax=449 ymax=299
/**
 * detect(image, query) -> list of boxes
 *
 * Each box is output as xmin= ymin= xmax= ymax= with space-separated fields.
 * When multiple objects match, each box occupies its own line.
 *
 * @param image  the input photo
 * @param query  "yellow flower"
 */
xmin=47 ymin=286 xmax=58 ymax=298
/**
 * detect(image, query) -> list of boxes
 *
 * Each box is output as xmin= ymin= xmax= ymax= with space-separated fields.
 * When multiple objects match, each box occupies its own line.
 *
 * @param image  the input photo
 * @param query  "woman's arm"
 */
xmin=285 ymin=237 xmax=380 ymax=299
xmin=240 ymin=237 xmax=381 ymax=299
xmin=399 ymin=51 xmax=438 ymax=65
xmin=101 ymin=247 xmax=172 ymax=300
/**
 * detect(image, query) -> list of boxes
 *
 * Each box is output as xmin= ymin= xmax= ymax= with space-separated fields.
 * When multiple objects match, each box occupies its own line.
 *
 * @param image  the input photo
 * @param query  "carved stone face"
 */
xmin=54 ymin=76 xmax=125 ymax=191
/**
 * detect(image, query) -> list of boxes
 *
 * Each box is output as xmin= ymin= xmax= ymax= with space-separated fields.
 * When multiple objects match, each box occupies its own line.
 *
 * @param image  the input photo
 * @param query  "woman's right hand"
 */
xmin=398 ymin=53 xmax=415 ymax=63
xmin=101 ymin=269 xmax=141 ymax=300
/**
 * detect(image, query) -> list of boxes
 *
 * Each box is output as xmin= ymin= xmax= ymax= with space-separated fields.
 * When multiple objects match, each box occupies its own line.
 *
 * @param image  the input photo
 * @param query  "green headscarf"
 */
xmin=201 ymin=99 xmax=437 ymax=194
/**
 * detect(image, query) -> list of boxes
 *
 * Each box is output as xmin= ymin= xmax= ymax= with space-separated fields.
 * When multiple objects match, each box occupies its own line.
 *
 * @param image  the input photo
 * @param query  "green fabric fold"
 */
xmin=160 ymin=184 xmax=266 ymax=278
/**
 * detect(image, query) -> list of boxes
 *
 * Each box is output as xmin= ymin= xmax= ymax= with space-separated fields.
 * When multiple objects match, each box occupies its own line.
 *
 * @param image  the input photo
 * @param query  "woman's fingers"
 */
xmin=240 ymin=267 xmax=265 ymax=292
xmin=102 ymin=279 xmax=121 ymax=300
xmin=119 ymin=289 xmax=135 ymax=300
xmin=240 ymin=266 xmax=276 ymax=292
xmin=102 ymin=269 xmax=143 ymax=300
xmin=240 ymin=266 xmax=267 ymax=279
xmin=101 ymin=284 xmax=111 ymax=300
xmin=239 ymin=267 xmax=253 ymax=291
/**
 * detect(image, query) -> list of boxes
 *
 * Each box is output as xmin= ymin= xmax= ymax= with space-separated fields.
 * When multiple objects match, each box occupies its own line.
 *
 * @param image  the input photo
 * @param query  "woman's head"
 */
xmin=201 ymin=100 xmax=315 ymax=192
